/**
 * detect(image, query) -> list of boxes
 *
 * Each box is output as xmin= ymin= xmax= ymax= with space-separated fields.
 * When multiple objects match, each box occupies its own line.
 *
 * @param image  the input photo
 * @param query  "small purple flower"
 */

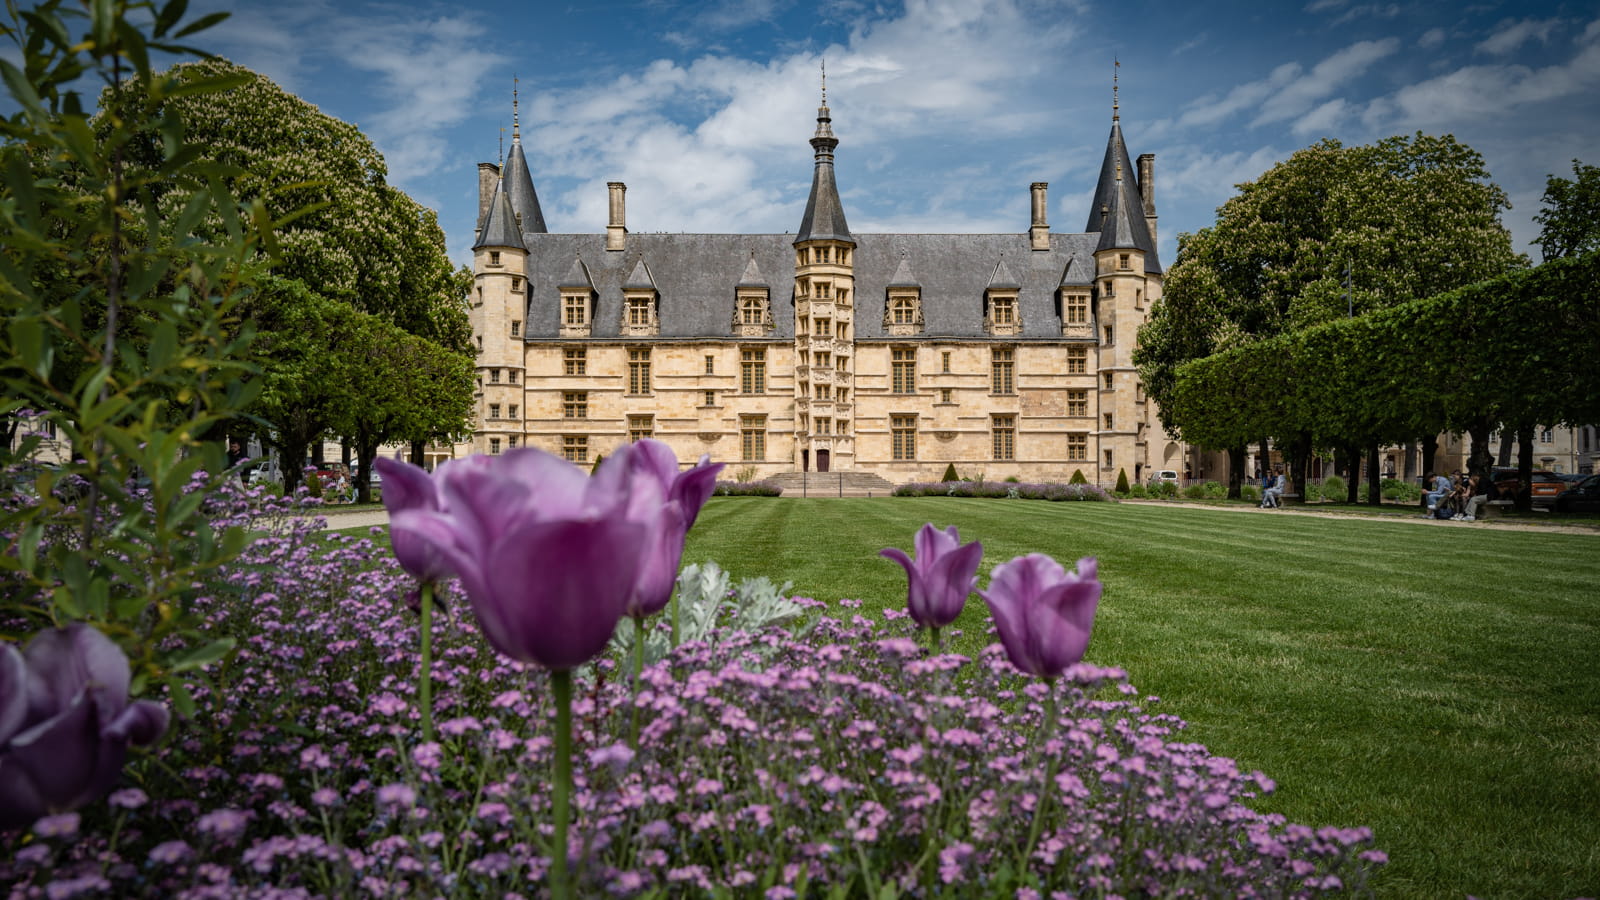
xmin=979 ymin=554 xmax=1102 ymax=679
xmin=148 ymin=840 xmax=192 ymax=864
xmin=376 ymin=783 xmax=417 ymax=811
xmin=880 ymin=524 xmax=983 ymax=629
xmin=0 ymin=625 xmax=170 ymax=830
xmin=195 ymin=807 xmax=249 ymax=842
xmin=33 ymin=812 xmax=79 ymax=838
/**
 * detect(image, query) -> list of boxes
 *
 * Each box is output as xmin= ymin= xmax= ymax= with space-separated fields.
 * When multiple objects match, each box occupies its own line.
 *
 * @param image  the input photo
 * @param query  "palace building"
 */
xmin=468 ymin=82 xmax=1187 ymax=487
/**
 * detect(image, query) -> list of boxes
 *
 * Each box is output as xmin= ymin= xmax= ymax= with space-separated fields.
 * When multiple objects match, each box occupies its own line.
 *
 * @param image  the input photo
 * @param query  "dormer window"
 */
xmin=985 ymin=290 xmax=1021 ymax=336
xmin=1063 ymin=291 xmax=1088 ymax=324
xmin=733 ymin=286 xmax=773 ymax=336
xmin=885 ymin=288 xmax=923 ymax=336
xmin=629 ymin=296 xmax=651 ymax=325
xmin=561 ymin=291 xmax=593 ymax=337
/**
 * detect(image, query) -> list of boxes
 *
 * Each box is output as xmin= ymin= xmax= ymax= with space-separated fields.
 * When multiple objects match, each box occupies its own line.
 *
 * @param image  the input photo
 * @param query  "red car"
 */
xmin=1490 ymin=467 xmax=1568 ymax=507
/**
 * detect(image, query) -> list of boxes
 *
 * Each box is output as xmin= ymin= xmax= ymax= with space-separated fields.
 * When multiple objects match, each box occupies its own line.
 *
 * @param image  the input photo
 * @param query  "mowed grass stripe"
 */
xmin=682 ymin=497 xmax=1600 ymax=899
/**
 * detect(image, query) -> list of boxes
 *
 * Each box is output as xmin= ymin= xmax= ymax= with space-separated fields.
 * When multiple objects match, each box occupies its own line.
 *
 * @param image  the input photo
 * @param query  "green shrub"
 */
xmin=941 ymin=463 xmax=960 ymax=482
xmin=1182 ymin=483 xmax=1208 ymax=500
xmin=1004 ymin=475 xmax=1021 ymax=483
xmin=1069 ymin=469 xmax=1088 ymax=485
xmin=1201 ymin=480 xmax=1226 ymax=499
xmin=1241 ymin=484 xmax=1261 ymax=502
xmin=1381 ymin=477 xmax=1421 ymax=502
xmin=1115 ymin=468 xmax=1130 ymax=494
xmin=1128 ymin=484 xmax=1149 ymax=498
xmin=590 ymin=454 xmax=605 ymax=475
xmin=1320 ymin=474 xmax=1347 ymax=501
xmin=1154 ymin=481 xmax=1179 ymax=499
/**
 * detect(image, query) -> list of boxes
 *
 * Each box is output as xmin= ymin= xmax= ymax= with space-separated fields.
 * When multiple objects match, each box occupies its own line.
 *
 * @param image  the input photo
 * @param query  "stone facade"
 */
xmin=467 ymin=90 xmax=1183 ymax=488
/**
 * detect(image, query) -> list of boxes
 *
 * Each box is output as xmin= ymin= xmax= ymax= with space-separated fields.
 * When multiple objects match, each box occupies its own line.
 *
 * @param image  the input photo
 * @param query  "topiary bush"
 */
xmin=1069 ymin=469 xmax=1088 ymax=485
xmin=941 ymin=463 xmax=960 ymax=482
xmin=1115 ymin=468 xmax=1131 ymax=494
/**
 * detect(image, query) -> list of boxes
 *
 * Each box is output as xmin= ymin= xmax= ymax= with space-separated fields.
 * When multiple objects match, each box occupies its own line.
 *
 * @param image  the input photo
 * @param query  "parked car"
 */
xmin=1489 ymin=467 xmax=1567 ymax=507
xmin=1553 ymin=473 xmax=1600 ymax=513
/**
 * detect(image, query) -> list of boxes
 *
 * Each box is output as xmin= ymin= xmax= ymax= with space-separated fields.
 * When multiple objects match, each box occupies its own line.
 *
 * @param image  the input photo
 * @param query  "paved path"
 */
xmin=306 ymin=506 xmax=391 ymax=530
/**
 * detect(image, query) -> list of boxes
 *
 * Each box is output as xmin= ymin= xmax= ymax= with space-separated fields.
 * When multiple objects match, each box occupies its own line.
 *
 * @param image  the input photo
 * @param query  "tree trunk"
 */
xmin=354 ymin=437 xmax=379 ymax=505
xmin=1344 ymin=445 xmax=1360 ymax=504
xmin=1516 ymin=423 xmax=1535 ymax=512
xmin=1366 ymin=443 xmax=1382 ymax=506
xmin=1420 ymin=434 xmax=1439 ymax=483
xmin=1497 ymin=429 xmax=1515 ymax=466
xmin=1466 ymin=419 xmax=1495 ymax=482
xmin=1227 ymin=445 xmax=1245 ymax=499
xmin=409 ymin=440 xmax=427 ymax=467
xmin=1402 ymin=442 xmax=1417 ymax=480
xmin=273 ymin=436 xmax=310 ymax=494
xmin=1288 ymin=434 xmax=1312 ymax=501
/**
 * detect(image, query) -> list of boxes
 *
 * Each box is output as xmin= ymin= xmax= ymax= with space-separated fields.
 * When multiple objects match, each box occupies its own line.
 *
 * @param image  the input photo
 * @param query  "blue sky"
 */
xmin=57 ymin=1 xmax=1600 ymax=266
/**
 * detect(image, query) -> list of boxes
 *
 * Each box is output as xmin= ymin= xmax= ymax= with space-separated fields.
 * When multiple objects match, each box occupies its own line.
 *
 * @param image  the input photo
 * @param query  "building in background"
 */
xmin=469 ymin=81 xmax=1178 ymax=487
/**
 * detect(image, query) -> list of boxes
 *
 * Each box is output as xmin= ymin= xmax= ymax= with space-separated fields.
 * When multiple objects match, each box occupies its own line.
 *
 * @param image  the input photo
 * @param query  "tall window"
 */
xmin=704 ymin=390 xmax=716 ymax=406
xmin=488 ymin=403 xmax=501 ymax=419
xmin=564 ymin=348 xmax=586 ymax=375
xmin=892 ymin=415 xmax=917 ymax=460
xmin=629 ymin=415 xmax=653 ymax=442
xmin=940 ymin=388 xmax=952 ymax=403
xmin=564 ymin=295 xmax=588 ymax=326
xmin=1064 ymin=293 xmax=1088 ymax=324
xmin=891 ymin=293 xmax=917 ymax=324
xmin=511 ymin=276 xmax=523 ymax=292
xmin=628 ymin=296 xmax=652 ymax=326
xmin=563 ymin=436 xmax=588 ymax=464
xmin=489 ymin=438 xmax=501 ymax=455
xmin=816 ymin=417 xmax=831 ymax=435
xmin=836 ymin=356 xmax=847 ymax=373
xmin=1103 ymin=372 xmax=1114 ymax=390
xmin=507 ymin=436 xmax=518 ymax=448
xmin=1103 ymin=413 xmax=1113 ymax=430
xmin=1540 ymin=428 xmax=1555 ymax=444
xmin=1103 ymin=325 xmax=1115 ymax=346
xmin=992 ymin=415 xmax=1015 ymax=460
xmin=835 ymin=321 xmax=847 ymax=340
xmin=563 ymin=392 xmax=588 ymax=419
xmin=741 ymin=348 xmax=766 ymax=394
xmin=1067 ymin=433 xmax=1088 ymax=461
xmin=508 ymin=370 xmax=517 ymax=384
xmin=628 ymin=348 xmax=651 ymax=395
xmin=705 ymin=355 xmax=715 ymax=374
xmin=1103 ymin=449 xmax=1113 ymax=469
xmin=489 ymin=369 xmax=501 ymax=384
xmin=509 ymin=404 xmax=519 ymax=419
xmin=510 ymin=320 xmax=521 ymax=336
xmin=489 ymin=251 xmax=501 ymax=266
xmin=740 ymin=415 xmax=766 ymax=461
xmin=1067 ymin=390 xmax=1088 ymax=417
xmin=941 ymin=351 xmax=951 ymax=373
xmin=991 ymin=348 xmax=1014 ymax=394
xmin=991 ymin=296 xmax=1015 ymax=325
xmin=1067 ymin=346 xmax=1088 ymax=374
xmin=815 ymin=351 xmax=830 ymax=369
xmin=892 ymin=348 xmax=916 ymax=394
xmin=1118 ymin=253 xmax=1130 ymax=270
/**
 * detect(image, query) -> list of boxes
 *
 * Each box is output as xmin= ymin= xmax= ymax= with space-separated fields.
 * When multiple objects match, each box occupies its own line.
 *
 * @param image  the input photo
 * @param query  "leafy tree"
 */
xmin=1533 ymin=160 xmax=1600 ymax=260
xmin=1 ymin=0 xmax=272 ymax=710
xmin=103 ymin=57 xmax=471 ymax=353
xmin=1138 ymin=133 xmax=1522 ymax=498
xmin=334 ymin=317 xmax=474 ymax=504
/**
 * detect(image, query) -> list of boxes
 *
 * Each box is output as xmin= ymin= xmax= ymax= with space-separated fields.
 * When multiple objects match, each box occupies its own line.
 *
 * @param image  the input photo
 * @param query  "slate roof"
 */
xmin=472 ymin=182 xmax=525 ymax=251
xmin=519 ymin=232 xmax=1101 ymax=341
xmin=501 ymin=140 xmax=548 ymax=235
xmin=1084 ymin=120 xmax=1161 ymax=272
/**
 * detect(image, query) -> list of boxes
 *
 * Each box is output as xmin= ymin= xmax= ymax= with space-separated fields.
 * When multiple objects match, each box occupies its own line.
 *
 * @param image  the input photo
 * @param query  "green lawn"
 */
xmin=682 ymin=497 xmax=1600 ymax=899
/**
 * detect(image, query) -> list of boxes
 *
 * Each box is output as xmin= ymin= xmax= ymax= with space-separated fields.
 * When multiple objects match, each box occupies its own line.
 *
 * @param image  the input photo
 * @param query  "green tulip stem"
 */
xmin=930 ymin=625 xmax=942 ymax=654
xmin=630 ymin=615 xmax=645 ymax=751
xmin=1020 ymin=685 xmax=1059 ymax=876
xmin=670 ymin=588 xmax=681 ymax=649
xmin=551 ymin=667 xmax=574 ymax=900
xmin=419 ymin=582 xmax=434 ymax=745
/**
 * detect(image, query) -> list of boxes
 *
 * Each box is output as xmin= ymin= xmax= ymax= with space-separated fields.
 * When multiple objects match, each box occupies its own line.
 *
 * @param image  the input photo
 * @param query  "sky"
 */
xmin=36 ymin=0 xmax=1600 ymax=267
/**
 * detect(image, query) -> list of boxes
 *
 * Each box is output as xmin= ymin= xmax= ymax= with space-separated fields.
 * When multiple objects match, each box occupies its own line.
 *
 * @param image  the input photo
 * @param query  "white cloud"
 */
xmin=1175 ymin=38 xmax=1397 ymax=131
xmin=1476 ymin=17 xmax=1561 ymax=56
xmin=1303 ymin=0 xmax=1347 ymax=12
xmin=1292 ymin=98 xmax=1349 ymax=137
xmin=1418 ymin=27 xmax=1447 ymax=49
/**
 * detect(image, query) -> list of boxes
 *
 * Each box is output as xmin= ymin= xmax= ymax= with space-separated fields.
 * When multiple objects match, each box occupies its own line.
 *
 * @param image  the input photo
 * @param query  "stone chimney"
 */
xmin=606 ymin=182 xmax=627 ymax=251
xmin=476 ymin=162 xmax=499 ymax=237
xmin=1137 ymin=154 xmax=1157 ymax=247
xmin=1029 ymin=182 xmax=1049 ymax=251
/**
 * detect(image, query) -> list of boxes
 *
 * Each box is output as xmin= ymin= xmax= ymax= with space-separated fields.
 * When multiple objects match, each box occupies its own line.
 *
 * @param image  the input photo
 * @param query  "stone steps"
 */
xmin=763 ymin=471 xmax=897 ymax=498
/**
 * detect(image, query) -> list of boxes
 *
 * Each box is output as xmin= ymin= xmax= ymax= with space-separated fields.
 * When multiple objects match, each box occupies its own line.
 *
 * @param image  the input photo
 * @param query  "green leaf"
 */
xmin=153 ymin=0 xmax=191 ymax=37
xmin=168 ymin=637 xmax=235 ymax=673
xmin=0 ymin=58 xmax=44 ymax=117
xmin=165 ymin=676 xmax=196 ymax=719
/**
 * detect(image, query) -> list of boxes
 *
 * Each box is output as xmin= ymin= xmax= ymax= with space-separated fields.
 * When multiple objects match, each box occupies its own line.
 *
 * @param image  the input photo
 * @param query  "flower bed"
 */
xmin=713 ymin=480 xmax=783 ymax=497
xmin=1 ymin=492 xmax=1382 ymax=898
xmin=894 ymin=481 xmax=1114 ymax=502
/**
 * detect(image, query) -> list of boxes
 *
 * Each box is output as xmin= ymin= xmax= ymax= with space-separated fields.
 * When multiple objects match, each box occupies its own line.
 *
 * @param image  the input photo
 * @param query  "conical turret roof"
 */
xmin=795 ymin=88 xmax=852 ymax=245
xmin=1085 ymin=120 xmax=1159 ymax=268
xmin=502 ymin=141 xmax=547 ymax=236
xmin=472 ymin=180 xmax=525 ymax=251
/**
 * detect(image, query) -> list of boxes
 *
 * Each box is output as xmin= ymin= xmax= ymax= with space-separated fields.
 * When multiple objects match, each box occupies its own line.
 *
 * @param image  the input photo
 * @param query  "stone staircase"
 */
xmin=764 ymin=471 xmax=897 ymax=498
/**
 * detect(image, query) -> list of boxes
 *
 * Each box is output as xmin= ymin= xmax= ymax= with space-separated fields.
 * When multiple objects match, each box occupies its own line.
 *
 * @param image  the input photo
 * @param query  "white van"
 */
xmin=1155 ymin=470 xmax=1180 ymax=485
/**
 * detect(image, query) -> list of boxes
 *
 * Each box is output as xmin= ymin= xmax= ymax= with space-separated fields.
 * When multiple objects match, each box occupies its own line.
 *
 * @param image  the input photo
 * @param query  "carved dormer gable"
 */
xmin=558 ymin=255 xmax=596 ymax=338
xmin=883 ymin=256 xmax=923 ymax=336
xmin=620 ymin=258 xmax=660 ymax=336
xmin=984 ymin=258 xmax=1022 ymax=336
xmin=732 ymin=254 xmax=774 ymax=336
xmin=1057 ymin=258 xmax=1094 ymax=339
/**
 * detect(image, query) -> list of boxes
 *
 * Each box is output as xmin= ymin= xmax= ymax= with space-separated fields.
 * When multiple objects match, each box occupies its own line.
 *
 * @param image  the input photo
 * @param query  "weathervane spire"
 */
xmin=512 ymin=75 xmax=521 ymax=143
xmin=821 ymin=59 xmax=827 ymax=105
xmin=498 ymin=122 xmax=504 ymax=166
xmin=1113 ymin=57 xmax=1120 ymax=121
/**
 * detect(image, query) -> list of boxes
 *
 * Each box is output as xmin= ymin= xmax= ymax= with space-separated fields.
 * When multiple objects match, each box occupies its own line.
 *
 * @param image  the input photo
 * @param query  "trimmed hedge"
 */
xmin=892 ymin=481 xmax=1114 ymax=502
xmin=713 ymin=480 xmax=783 ymax=496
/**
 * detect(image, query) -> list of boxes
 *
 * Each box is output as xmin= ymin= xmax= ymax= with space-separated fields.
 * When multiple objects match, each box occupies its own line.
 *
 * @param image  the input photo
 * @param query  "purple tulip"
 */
xmin=404 ymin=448 xmax=649 ymax=671
xmin=0 ymin=625 xmax=169 ymax=831
xmin=375 ymin=457 xmax=455 ymax=585
xmin=979 ymin=554 xmax=1102 ymax=679
xmin=879 ymin=523 xmax=983 ymax=629
xmin=619 ymin=442 xmax=725 ymax=619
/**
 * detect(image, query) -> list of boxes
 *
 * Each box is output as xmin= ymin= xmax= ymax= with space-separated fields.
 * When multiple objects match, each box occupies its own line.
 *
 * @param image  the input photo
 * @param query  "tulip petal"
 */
xmin=1030 ymin=578 xmax=1101 ymax=673
xmin=22 ymin=625 xmax=129 ymax=727
xmin=477 ymin=516 xmax=644 ymax=670
xmin=6 ymin=691 xmax=110 ymax=816
xmin=0 ymin=643 xmax=26 ymax=746
xmin=626 ymin=439 xmax=681 ymax=492
xmin=374 ymin=458 xmax=438 ymax=516
xmin=926 ymin=539 xmax=983 ymax=626
xmin=105 ymin=699 xmax=170 ymax=747
xmin=671 ymin=456 xmax=724 ymax=528
xmin=389 ymin=509 xmax=464 ymax=585
xmin=626 ymin=502 xmax=689 ymax=618
xmin=0 ymin=756 xmax=48 ymax=830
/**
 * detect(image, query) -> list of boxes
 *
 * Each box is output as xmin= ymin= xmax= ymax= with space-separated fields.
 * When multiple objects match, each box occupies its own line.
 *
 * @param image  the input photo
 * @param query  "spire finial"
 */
xmin=1113 ymin=57 xmax=1120 ymax=121
xmin=512 ymin=75 xmax=521 ymax=142
xmin=821 ymin=59 xmax=827 ymax=106
xmin=498 ymin=122 xmax=504 ymax=166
